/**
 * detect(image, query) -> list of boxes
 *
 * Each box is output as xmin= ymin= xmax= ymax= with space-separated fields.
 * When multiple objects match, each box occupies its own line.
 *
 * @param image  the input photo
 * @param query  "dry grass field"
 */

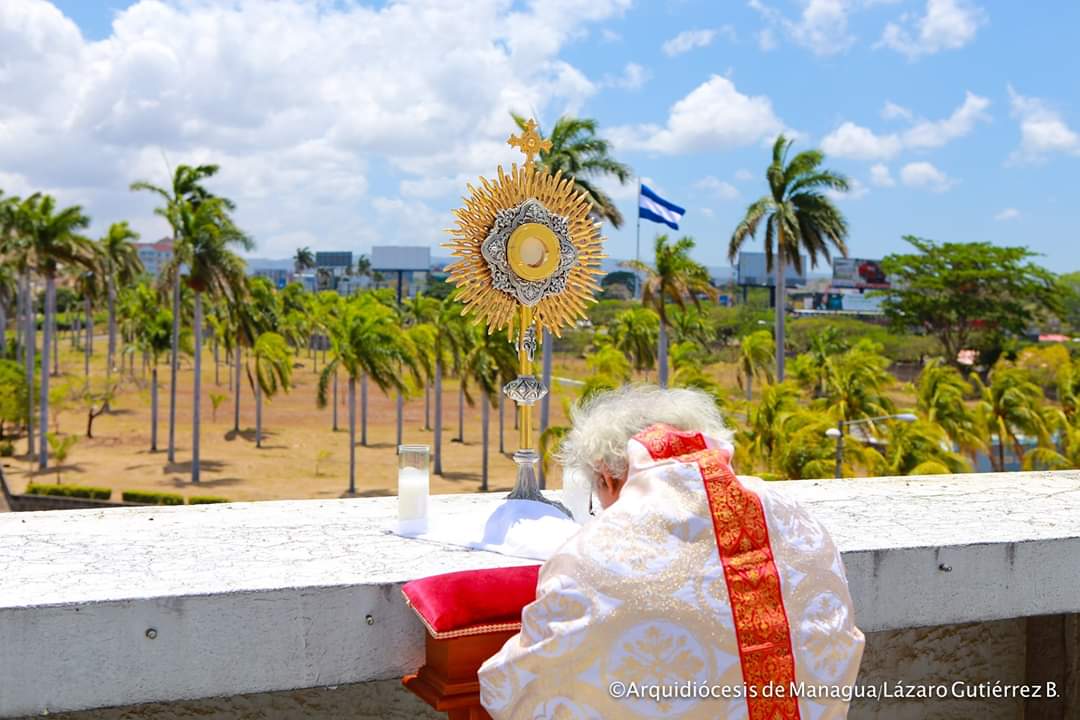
xmin=3 ymin=337 xmax=583 ymax=501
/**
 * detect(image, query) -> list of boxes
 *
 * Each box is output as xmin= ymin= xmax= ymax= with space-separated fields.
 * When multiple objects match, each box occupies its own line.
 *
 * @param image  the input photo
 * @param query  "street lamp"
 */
xmin=825 ymin=413 xmax=917 ymax=479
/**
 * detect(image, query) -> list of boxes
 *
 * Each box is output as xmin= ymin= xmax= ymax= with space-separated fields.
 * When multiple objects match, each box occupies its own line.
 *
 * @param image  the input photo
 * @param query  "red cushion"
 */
xmin=402 ymin=565 xmax=541 ymax=639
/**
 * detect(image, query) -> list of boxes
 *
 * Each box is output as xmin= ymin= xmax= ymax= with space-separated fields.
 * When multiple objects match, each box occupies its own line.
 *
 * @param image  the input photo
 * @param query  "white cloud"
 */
xmin=881 ymin=100 xmax=913 ymax=121
xmin=600 ymin=28 xmax=622 ymax=42
xmin=1007 ymin=85 xmax=1080 ymax=163
xmin=695 ymin=176 xmax=740 ymax=200
xmin=821 ymin=91 xmax=989 ymax=160
xmin=994 ymin=207 xmax=1020 ymax=221
xmin=900 ymin=161 xmax=954 ymax=191
xmin=0 ymin=0 xmax=631 ymax=256
xmin=878 ymin=0 xmax=985 ymax=59
xmin=734 ymin=168 xmax=754 ymax=182
xmin=609 ymin=75 xmax=786 ymax=154
xmin=750 ymin=0 xmax=855 ymax=56
xmin=662 ymin=28 xmax=724 ymax=56
xmin=870 ymin=163 xmax=895 ymax=187
xmin=605 ymin=62 xmax=650 ymax=90
xmin=757 ymin=28 xmax=778 ymax=51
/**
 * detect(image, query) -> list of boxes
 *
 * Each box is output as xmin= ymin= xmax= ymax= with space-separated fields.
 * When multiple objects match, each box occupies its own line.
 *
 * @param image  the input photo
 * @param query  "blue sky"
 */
xmin=5 ymin=1 xmax=1080 ymax=271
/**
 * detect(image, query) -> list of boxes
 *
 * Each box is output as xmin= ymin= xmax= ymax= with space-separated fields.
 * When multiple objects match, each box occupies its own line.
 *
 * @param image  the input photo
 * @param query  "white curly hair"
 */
xmin=555 ymin=385 xmax=733 ymax=485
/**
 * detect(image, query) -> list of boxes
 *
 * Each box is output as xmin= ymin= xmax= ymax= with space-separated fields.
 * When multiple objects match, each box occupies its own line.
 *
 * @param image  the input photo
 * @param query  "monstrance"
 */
xmin=445 ymin=119 xmax=603 ymax=513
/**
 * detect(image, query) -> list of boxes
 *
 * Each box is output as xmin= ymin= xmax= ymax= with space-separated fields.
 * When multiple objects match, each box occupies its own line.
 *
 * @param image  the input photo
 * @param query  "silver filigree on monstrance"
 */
xmin=480 ymin=199 xmax=578 ymax=306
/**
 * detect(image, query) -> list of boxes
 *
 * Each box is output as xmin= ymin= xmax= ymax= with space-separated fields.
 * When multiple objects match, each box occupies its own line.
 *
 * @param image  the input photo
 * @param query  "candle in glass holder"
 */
xmin=398 ymin=445 xmax=430 ymax=534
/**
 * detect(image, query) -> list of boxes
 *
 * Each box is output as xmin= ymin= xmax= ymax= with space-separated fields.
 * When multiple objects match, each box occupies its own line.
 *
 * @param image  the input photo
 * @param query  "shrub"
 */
xmin=122 ymin=490 xmax=184 ymax=505
xmin=25 ymin=483 xmax=111 ymax=501
xmin=189 ymin=495 xmax=230 ymax=505
xmin=0 ymin=441 xmax=13 ymax=457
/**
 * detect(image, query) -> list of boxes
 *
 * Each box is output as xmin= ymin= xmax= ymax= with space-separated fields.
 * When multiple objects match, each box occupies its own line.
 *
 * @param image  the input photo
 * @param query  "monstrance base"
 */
xmin=506 ymin=449 xmax=571 ymax=518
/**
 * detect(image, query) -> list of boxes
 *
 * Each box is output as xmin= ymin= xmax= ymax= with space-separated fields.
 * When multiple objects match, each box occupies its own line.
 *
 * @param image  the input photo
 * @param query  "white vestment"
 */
xmin=478 ymin=426 xmax=864 ymax=719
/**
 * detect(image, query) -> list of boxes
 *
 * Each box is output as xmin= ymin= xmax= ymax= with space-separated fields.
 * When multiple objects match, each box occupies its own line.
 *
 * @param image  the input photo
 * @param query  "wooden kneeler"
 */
xmin=400 ymin=566 xmax=541 ymax=720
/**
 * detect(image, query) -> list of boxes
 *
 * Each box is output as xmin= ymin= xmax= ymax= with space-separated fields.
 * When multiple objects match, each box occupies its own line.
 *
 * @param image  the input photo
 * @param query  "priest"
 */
xmin=478 ymin=386 xmax=865 ymax=719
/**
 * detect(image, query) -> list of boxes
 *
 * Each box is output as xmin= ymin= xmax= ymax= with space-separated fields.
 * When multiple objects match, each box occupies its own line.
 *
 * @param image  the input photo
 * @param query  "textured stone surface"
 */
xmin=1 ymin=471 xmax=1079 ymax=718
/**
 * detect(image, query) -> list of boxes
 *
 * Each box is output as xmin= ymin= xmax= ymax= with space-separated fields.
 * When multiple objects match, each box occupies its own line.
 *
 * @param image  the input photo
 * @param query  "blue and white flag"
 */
xmin=638 ymin=184 xmax=685 ymax=230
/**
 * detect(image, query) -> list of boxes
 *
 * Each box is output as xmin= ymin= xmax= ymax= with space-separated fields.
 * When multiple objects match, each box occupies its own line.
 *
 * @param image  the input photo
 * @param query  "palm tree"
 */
xmin=247 ymin=332 xmax=292 ymax=448
xmin=131 ymin=163 xmax=230 ymax=464
xmin=127 ymin=283 xmax=172 ymax=451
xmin=623 ymin=235 xmax=716 ymax=387
xmin=293 ymin=246 xmax=315 ymax=275
xmin=975 ymin=366 xmax=1049 ymax=472
xmin=729 ymin=135 xmax=850 ymax=380
xmin=791 ymin=326 xmax=847 ymax=398
xmin=318 ymin=297 xmax=417 ymax=495
xmin=432 ymin=297 xmax=470 ymax=475
xmin=0 ymin=193 xmax=36 ymax=455
xmin=611 ymin=307 xmax=659 ymax=376
xmin=822 ymin=340 xmax=895 ymax=427
xmin=737 ymin=330 xmax=775 ymax=401
xmin=403 ymin=294 xmax=440 ymax=431
xmin=915 ymin=358 xmax=984 ymax=459
xmin=876 ymin=419 xmax=970 ymax=476
xmin=100 ymin=222 xmax=143 ymax=397
xmin=511 ymin=114 xmax=631 ymax=228
xmin=461 ymin=325 xmax=517 ymax=491
xmin=173 ymin=197 xmax=251 ymax=482
xmin=18 ymin=195 xmax=92 ymax=469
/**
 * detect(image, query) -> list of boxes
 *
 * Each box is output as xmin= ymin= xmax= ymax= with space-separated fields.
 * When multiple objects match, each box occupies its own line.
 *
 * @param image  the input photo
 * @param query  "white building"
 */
xmin=134 ymin=239 xmax=174 ymax=276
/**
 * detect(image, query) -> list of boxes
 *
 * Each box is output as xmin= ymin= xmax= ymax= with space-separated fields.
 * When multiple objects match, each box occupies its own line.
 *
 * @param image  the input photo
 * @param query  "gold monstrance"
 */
xmin=445 ymin=119 xmax=604 ymax=512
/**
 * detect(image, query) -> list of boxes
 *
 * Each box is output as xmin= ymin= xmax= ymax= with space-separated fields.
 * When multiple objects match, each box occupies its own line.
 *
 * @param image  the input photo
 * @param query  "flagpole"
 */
xmin=635 ymin=178 xmax=641 ymax=299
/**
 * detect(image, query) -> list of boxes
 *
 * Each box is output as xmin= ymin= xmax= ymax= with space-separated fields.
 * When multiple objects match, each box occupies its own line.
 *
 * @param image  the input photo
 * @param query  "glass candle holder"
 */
xmin=397 ymin=444 xmax=430 ymax=534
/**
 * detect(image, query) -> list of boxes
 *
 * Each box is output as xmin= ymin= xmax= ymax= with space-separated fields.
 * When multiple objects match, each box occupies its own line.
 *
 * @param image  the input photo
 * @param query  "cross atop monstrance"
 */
xmin=506 ymin=119 xmax=552 ymax=168
xmin=445 ymin=119 xmax=604 ymax=513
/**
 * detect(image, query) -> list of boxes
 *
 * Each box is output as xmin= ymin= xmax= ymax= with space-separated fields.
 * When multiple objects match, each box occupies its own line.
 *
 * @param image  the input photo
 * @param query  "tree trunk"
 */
xmin=38 ymin=275 xmax=54 ymax=469
xmin=348 ymin=377 xmax=356 ymax=495
xmin=658 ymin=320 xmax=669 ymax=388
xmin=498 ymin=391 xmax=505 ymax=454
xmin=214 ymin=338 xmax=220 ymax=386
xmin=457 ymin=383 xmax=464 ymax=442
xmin=424 ymin=385 xmax=431 ymax=431
xmin=396 ymin=388 xmax=403 ymax=448
xmin=51 ymin=310 xmax=59 ymax=376
xmin=746 ymin=371 xmax=753 ymax=402
xmin=14 ymin=276 xmax=23 ymax=365
xmin=481 ymin=395 xmax=490 ymax=492
xmin=361 ymin=373 xmax=368 ymax=446
xmin=540 ymin=333 xmax=552 ymax=488
xmin=84 ymin=297 xmax=92 ymax=378
xmin=234 ymin=346 xmax=242 ymax=433
xmin=775 ymin=244 xmax=787 ymax=381
xmin=107 ymin=280 xmax=116 ymax=390
xmin=25 ymin=274 xmax=35 ymax=457
xmin=255 ymin=377 xmax=262 ymax=449
xmin=0 ymin=303 xmax=6 ymax=357
xmin=151 ymin=365 xmax=158 ymax=451
xmin=434 ymin=361 xmax=443 ymax=475
xmin=168 ymin=274 xmax=180 ymax=463
xmin=192 ymin=291 xmax=202 ymax=483
xmin=332 ymin=370 xmax=338 ymax=432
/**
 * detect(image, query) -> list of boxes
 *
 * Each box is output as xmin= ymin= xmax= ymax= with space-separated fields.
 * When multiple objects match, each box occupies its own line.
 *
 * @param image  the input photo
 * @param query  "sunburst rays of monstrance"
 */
xmin=445 ymin=119 xmax=604 ymax=512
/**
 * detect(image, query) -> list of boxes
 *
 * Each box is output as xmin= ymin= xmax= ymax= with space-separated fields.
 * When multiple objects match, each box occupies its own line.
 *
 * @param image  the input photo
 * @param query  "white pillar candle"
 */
xmin=398 ymin=466 xmax=429 ymax=534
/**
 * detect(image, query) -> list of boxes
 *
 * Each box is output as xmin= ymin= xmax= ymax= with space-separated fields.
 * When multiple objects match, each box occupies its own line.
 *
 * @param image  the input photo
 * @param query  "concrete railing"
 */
xmin=1 ymin=471 xmax=1079 ymax=720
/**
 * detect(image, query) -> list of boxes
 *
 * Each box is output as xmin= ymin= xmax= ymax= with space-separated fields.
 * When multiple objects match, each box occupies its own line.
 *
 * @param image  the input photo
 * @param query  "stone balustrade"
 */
xmin=1 ymin=470 xmax=1079 ymax=719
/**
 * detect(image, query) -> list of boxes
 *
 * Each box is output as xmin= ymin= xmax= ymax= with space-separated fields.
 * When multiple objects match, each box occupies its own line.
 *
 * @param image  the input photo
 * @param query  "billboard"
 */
xmin=736 ymin=252 xmax=807 ymax=287
xmin=832 ymin=257 xmax=890 ymax=289
xmin=315 ymin=251 xmax=353 ymax=269
xmin=371 ymin=245 xmax=431 ymax=271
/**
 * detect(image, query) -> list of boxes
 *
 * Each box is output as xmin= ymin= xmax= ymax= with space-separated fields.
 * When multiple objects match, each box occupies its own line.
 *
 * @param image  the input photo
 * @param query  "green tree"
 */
xmin=875 ymin=420 xmax=970 ymax=476
xmin=432 ymin=297 xmax=470 ymax=475
xmin=611 ymin=306 xmax=658 ymax=376
xmin=46 ymin=432 xmax=77 ymax=482
xmin=131 ymin=163 xmax=230 ymax=464
xmin=915 ymin=358 xmax=984 ymax=458
xmin=0 ymin=359 xmax=28 ymax=439
xmin=975 ymin=366 xmax=1050 ymax=472
xmin=512 ymin=114 xmax=631 ymax=228
xmin=19 ymin=194 xmax=93 ymax=470
xmin=623 ymin=235 xmax=715 ymax=386
xmin=823 ymin=340 xmax=895 ymax=426
xmin=173 ymin=197 xmax=252 ymax=483
xmin=99 ymin=221 xmax=143 ymax=392
xmin=317 ymin=297 xmax=417 ymax=494
xmin=293 ymin=246 xmax=315 ymax=274
xmin=247 ymin=332 xmax=292 ymax=449
xmin=880 ymin=237 xmax=1063 ymax=367
xmin=461 ymin=325 xmax=517 ymax=491
xmin=737 ymin=330 xmax=775 ymax=401
xmin=728 ymin=135 xmax=850 ymax=381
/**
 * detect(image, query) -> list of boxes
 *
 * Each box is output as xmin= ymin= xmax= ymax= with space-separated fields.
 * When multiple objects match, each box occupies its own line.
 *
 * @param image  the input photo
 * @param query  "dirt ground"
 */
xmin=3 ymin=335 xmax=581 ymax=501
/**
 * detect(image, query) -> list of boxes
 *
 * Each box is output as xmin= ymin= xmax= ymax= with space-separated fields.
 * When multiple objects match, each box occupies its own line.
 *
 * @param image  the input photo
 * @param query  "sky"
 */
xmin=2 ymin=0 xmax=1079 ymax=272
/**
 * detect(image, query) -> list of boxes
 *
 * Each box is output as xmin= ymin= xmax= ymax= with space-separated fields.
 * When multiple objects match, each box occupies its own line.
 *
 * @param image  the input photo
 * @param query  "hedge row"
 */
xmin=26 ymin=483 xmax=112 ymax=500
xmin=188 ymin=496 xmax=230 ymax=505
xmin=121 ymin=490 xmax=184 ymax=506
